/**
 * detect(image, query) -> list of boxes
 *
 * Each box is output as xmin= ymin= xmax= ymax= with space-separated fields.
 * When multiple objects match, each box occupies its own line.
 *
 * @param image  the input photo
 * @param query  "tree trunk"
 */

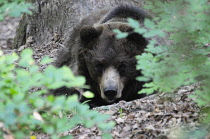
xmin=13 ymin=0 xmax=145 ymax=48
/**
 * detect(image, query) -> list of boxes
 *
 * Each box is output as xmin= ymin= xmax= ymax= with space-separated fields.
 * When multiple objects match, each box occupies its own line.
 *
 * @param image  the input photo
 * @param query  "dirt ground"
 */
xmin=1 ymin=17 xmax=210 ymax=139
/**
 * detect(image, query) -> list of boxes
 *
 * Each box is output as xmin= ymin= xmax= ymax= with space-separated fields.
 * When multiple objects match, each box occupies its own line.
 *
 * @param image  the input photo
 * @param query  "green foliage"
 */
xmin=0 ymin=0 xmax=33 ymax=21
xmin=113 ymin=0 xmax=210 ymax=130
xmin=170 ymin=126 xmax=209 ymax=139
xmin=113 ymin=29 xmax=128 ymax=39
xmin=137 ymin=0 xmax=210 ymax=107
xmin=0 ymin=49 xmax=114 ymax=139
xmin=83 ymin=91 xmax=95 ymax=98
xmin=140 ymin=0 xmax=210 ymax=133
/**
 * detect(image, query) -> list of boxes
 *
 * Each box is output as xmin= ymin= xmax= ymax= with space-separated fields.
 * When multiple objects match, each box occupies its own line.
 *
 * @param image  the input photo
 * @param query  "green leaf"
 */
xmin=68 ymin=76 xmax=86 ymax=87
xmin=113 ymin=29 xmax=128 ymax=39
xmin=0 ymin=14 xmax=4 ymax=21
xmin=60 ymin=66 xmax=75 ymax=80
xmin=60 ymin=135 xmax=73 ymax=139
xmin=134 ymin=28 xmax=147 ymax=34
xmin=5 ymin=53 xmax=19 ymax=64
xmin=7 ymin=2 xmax=33 ymax=17
xmin=19 ymin=49 xmax=34 ymax=67
xmin=136 ymin=76 xmax=151 ymax=82
xmin=20 ymin=48 xmax=33 ymax=58
xmin=84 ymin=120 xmax=95 ymax=128
xmin=44 ymin=125 xmax=54 ymax=134
xmin=127 ymin=18 xmax=140 ymax=28
xmin=143 ymin=82 xmax=155 ymax=88
xmin=29 ymin=65 xmax=39 ymax=73
xmin=83 ymin=91 xmax=94 ymax=98
xmin=144 ymin=30 xmax=158 ymax=38
xmin=102 ymin=133 xmax=112 ymax=139
xmin=40 ymin=56 xmax=53 ymax=65
xmin=138 ymin=88 xmax=155 ymax=95
xmin=66 ymin=95 xmax=78 ymax=102
xmin=144 ymin=19 xmax=156 ymax=29
xmin=98 ymin=121 xmax=115 ymax=131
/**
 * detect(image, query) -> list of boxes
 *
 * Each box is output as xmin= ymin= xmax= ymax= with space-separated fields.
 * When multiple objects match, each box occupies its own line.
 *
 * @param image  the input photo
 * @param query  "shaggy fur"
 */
xmin=52 ymin=5 xmax=150 ymax=107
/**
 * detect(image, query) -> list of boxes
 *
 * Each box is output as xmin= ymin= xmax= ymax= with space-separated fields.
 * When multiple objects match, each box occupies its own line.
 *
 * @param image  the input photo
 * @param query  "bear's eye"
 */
xmin=118 ymin=63 xmax=127 ymax=76
xmin=118 ymin=63 xmax=126 ymax=71
xmin=94 ymin=64 xmax=104 ymax=72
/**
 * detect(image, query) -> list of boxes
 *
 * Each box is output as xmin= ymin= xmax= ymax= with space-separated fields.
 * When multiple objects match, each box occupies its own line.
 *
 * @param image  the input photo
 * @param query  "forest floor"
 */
xmin=1 ymin=17 xmax=210 ymax=139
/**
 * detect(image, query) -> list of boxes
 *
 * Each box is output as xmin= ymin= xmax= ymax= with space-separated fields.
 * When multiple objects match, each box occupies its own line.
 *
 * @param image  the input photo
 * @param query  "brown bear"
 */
xmin=53 ymin=5 xmax=150 ymax=107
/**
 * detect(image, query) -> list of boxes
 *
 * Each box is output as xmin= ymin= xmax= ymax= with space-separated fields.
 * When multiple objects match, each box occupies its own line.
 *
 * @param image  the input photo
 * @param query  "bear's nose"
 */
xmin=104 ymin=88 xmax=117 ymax=98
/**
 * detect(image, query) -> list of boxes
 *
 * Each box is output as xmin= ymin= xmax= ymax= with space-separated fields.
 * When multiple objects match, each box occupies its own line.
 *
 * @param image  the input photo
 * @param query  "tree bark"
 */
xmin=13 ymin=0 xmax=145 ymax=48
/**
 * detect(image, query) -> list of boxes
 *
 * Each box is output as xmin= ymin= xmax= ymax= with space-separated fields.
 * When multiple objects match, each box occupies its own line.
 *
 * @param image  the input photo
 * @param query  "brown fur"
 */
xmin=53 ymin=5 xmax=150 ymax=107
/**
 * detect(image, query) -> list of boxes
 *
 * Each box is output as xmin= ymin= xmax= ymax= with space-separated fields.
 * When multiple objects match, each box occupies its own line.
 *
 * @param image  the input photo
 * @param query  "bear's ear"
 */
xmin=80 ymin=25 xmax=101 ymax=46
xmin=127 ymin=32 xmax=148 ymax=48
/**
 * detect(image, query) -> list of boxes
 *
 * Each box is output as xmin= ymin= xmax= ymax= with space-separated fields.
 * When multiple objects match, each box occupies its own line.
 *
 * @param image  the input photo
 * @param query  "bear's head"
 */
xmin=79 ymin=23 xmax=148 ymax=103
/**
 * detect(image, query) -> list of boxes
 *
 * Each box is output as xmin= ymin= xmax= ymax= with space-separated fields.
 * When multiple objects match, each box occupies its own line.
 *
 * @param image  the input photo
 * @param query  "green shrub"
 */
xmin=0 ymin=49 xmax=114 ymax=139
xmin=0 ymin=1 xmax=114 ymax=138
xmin=114 ymin=0 xmax=210 ymax=137
xmin=0 ymin=0 xmax=33 ymax=21
xmin=137 ymin=0 xmax=210 ymax=111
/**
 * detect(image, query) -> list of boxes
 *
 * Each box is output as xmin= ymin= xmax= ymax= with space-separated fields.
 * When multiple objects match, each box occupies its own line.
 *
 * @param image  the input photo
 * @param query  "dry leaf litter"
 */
xmin=1 ymin=17 xmax=210 ymax=139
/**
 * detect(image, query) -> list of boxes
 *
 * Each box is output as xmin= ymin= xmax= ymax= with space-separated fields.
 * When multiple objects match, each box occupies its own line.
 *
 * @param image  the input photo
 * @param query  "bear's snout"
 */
xmin=104 ymin=87 xmax=117 ymax=100
xmin=100 ymin=66 xmax=124 ymax=103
